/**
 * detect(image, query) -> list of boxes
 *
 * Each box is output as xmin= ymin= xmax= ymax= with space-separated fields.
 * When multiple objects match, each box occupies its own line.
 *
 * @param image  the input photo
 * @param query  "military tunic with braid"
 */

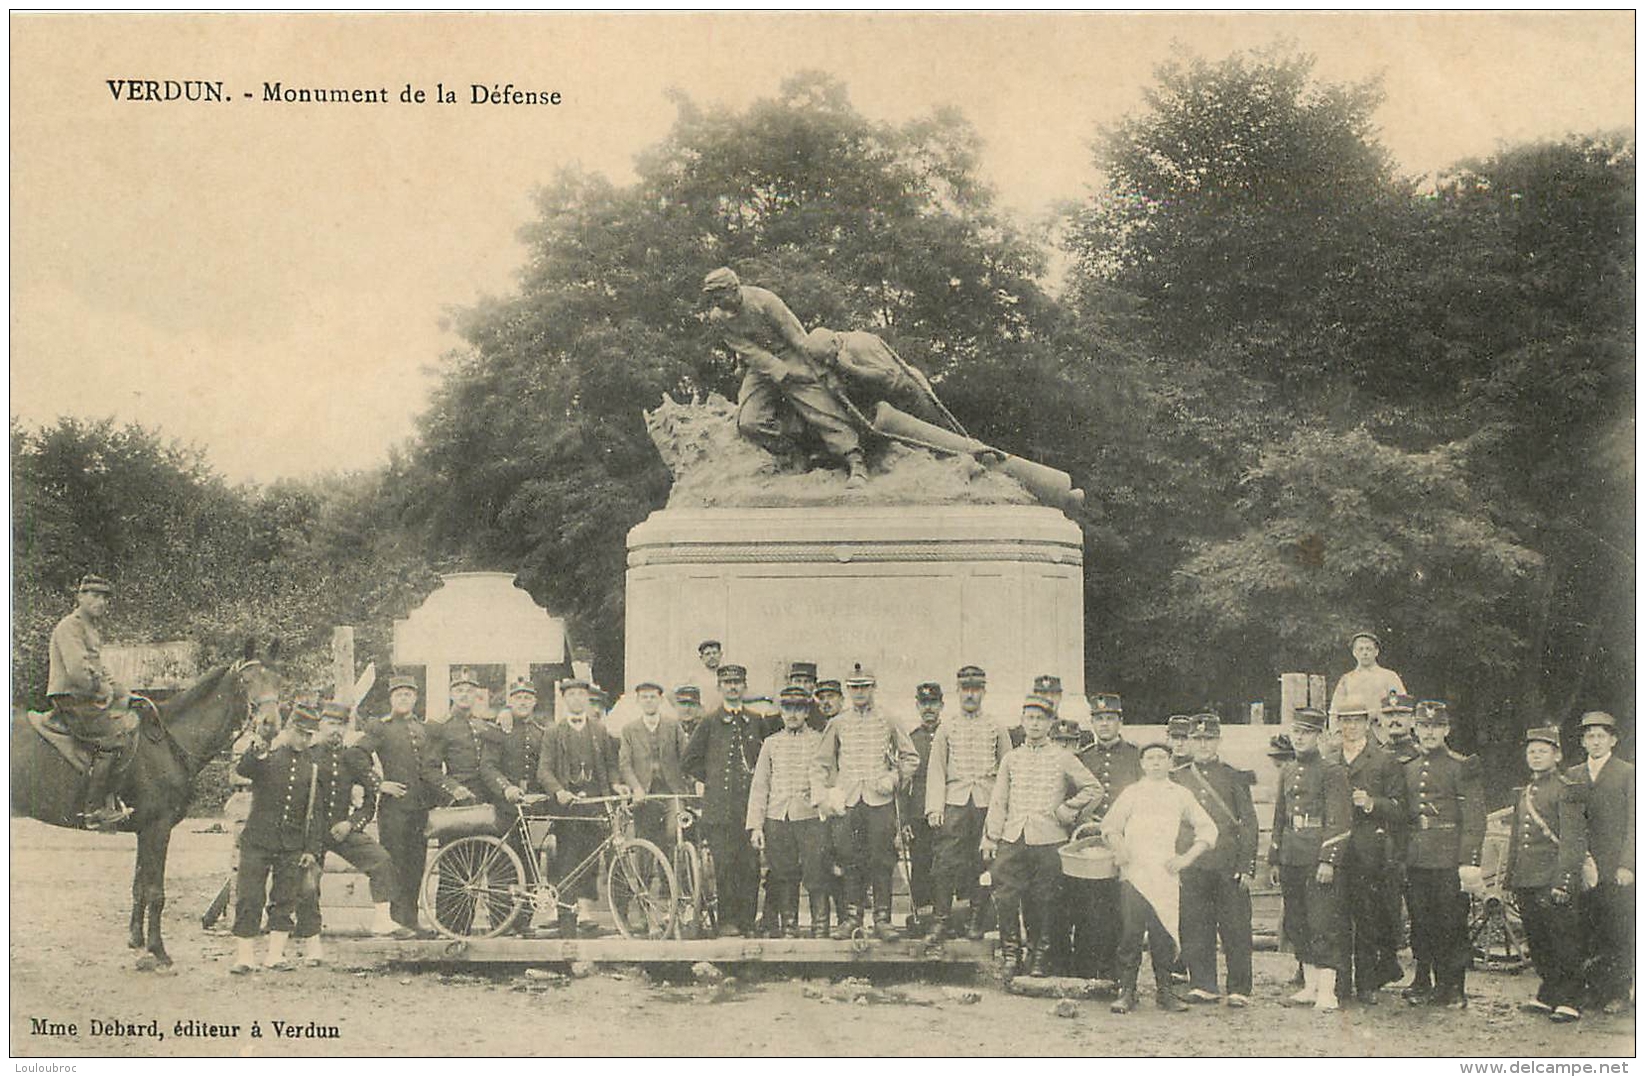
xmin=295 ymin=739 xmax=396 ymax=934
xmin=1401 ymin=746 xmax=1486 ymax=994
xmin=1268 ymin=748 xmax=1351 ymax=970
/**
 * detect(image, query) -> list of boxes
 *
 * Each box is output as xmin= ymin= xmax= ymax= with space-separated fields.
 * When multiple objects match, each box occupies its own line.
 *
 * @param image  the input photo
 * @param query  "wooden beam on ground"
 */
xmin=333 ymin=935 xmax=993 ymax=965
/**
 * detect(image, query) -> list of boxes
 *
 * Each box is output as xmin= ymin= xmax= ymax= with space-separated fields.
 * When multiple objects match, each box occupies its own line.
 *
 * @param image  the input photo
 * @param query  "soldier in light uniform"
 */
xmin=293 ymin=703 xmax=401 ymax=962
xmin=1177 ymin=714 xmax=1260 ymax=1007
xmin=984 ymin=696 xmax=1102 ymax=979
xmin=45 ymin=574 xmax=136 ymax=829
xmin=812 ymin=664 xmax=919 ymax=941
xmin=1071 ymin=693 xmax=1142 ymax=980
xmin=926 ymin=665 xmax=1013 ymax=945
xmin=1335 ymin=706 xmax=1405 ymax=1004
xmin=1267 ymin=707 xmax=1351 ymax=1010
xmin=1507 ymin=725 xmax=1587 ymax=1022
xmin=902 ymin=681 xmax=944 ymax=935
xmin=682 ymin=664 xmax=764 ymax=937
xmin=231 ymin=707 xmax=321 ymax=973
xmin=747 ymin=686 xmax=830 ymax=937
xmin=1399 ymin=700 xmax=1486 ymax=1009
xmin=357 ymin=673 xmax=442 ymax=935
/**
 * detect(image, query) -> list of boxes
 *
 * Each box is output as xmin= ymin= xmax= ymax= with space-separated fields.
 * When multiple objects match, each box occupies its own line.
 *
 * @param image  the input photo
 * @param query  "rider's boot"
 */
xmin=82 ymin=751 xmax=127 ymax=830
xmin=808 ymin=894 xmax=830 ymax=939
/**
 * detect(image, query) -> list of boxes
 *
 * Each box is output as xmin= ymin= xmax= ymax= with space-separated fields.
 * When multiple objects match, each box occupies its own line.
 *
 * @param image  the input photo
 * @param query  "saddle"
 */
xmin=30 ymin=696 xmax=155 ymax=775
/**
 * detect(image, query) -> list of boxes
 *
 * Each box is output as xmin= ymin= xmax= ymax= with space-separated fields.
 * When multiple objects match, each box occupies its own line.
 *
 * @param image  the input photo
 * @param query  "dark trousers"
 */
xmin=233 ymin=841 xmax=301 ymax=938
xmin=1116 ymin=881 xmax=1178 ymax=992
xmin=1279 ymin=865 xmax=1345 ymax=971
xmin=551 ymin=800 xmax=605 ymax=902
xmin=992 ymin=839 xmax=1060 ymax=944
xmin=1516 ymin=887 xmax=1584 ymax=1010
xmin=632 ymin=798 xmax=679 ymax=853
xmin=703 ymin=821 xmax=759 ymax=932
xmin=1342 ymin=861 xmax=1392 ymax=992
xmin=765 ymin=817 xmax=828 ymax=924
xmin=294 ymin=830 xmax=397 ymax=937
xmin=1379 ymin=862 xmax=1409 ymax=967
xmin=376 ymin=803 xmax=428 ymax=930
xmin=930 ymin=802 xmax=987 ymax=916
xmin=1065 ymin=877 xmax=1121 ymax=980
xmin=1406 ymin=867 xmax=1470 ymax=991
xmin=1180 ymin=869 xmax=1253 ymax=996
xmin=832 ymin=801 xmax=896 ymax=914
xmin=1580 ymin=881 xmax=1636 ymax=1006
xmin=907 ymin=814 xmax=935 ymax=909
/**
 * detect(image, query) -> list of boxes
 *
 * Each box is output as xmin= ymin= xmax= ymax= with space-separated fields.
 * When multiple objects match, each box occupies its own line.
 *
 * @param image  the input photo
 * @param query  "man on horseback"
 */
xmin=47 ymin=574 xmax=136 ymax=829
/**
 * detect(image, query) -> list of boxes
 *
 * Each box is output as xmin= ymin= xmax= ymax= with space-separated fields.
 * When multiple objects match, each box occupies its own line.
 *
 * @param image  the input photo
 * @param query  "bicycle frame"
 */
xmin=510 ymin=795 xmax=634 ymax=913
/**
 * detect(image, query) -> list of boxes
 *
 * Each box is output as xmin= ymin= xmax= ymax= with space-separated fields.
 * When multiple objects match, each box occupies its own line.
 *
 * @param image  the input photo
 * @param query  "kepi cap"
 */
xmin=1414 ymin=701 xmax=1450 ymax=726
xmin=673 ymin=684 xmax=701 ymax=703
xmin=956 ymin=665 xmax=987 ymax=687
xmin=1022 ymin=694 xmax=1056 ymax=717
xmin=507 ymin=677 xmax=537 ymax=698
xmin=388 ymin=673 xmax=418 ymax=693
xmin=450 ymin=667 xmax=479 ymax=688
xmin=1382 ymin=693 xmax=1416 ymax=715
xmin=1189 ymin=713 xmax=1222 ymax=738
xmin=1337 ymin=707 xmax=1371 ymax=723
xmin=716 ymin=664 xmax=747 ymax=683
xmin=1166 ymin=715 xmax=1194 ymax=738
xmin=1032 ymin=674 xmax=1063 ymax=694
xmin=787 ymin=661 xmax=818 ymax=680
xmin=1291 ymin=707 xmax=1327 ymax=732
xmin=76 ymin=574 xmax=113 ymax=595
xmin=288 ymin=707 xmax=321 ymax=733
xmin=815 ymin=679 xmax=842 ymax=696
xmin=843 ymin=663 xmax=876 ymax=687
xmin=561 ymin=677 xmax=591 ymax=692
xmin=1524 ymin=726 xmax=1562 ymax=748
xmin=915 ymin=682 xmax=943 ymax=703
xmin=1090 ymin=692 xmax=1123 ymax=716
xmin=779 ymin=685 xmax=811 ymax=704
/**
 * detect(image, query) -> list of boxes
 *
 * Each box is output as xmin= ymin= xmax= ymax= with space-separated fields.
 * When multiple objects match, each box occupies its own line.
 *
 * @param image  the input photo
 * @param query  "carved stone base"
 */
xmin=624 ymin=504 xmax=1085 ymax=724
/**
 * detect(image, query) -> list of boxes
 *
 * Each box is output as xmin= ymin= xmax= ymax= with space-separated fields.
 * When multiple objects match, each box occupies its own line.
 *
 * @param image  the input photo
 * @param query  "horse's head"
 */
xmin=227 ymin=654 xmax=282 ymax=738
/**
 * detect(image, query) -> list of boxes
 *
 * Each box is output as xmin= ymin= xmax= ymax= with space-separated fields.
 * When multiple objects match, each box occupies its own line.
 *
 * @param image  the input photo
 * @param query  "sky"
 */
xmin=10 ymin=12 xmax=1635 ymax=483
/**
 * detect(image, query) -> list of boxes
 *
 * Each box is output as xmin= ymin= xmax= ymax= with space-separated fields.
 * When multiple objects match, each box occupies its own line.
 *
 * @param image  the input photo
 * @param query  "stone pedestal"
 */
xmin=625 ymin=505 xmax=1084 ymax=727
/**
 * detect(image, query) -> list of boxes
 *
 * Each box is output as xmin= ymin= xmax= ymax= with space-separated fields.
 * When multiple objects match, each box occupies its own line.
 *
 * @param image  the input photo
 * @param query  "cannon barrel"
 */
xmin=871 ymin=402 xmax=1085 ymax=513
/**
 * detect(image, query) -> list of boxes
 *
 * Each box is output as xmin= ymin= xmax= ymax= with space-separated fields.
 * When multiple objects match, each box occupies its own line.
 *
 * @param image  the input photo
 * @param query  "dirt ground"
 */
xmin=8 ymin=818 xmax=1636 ymax=1058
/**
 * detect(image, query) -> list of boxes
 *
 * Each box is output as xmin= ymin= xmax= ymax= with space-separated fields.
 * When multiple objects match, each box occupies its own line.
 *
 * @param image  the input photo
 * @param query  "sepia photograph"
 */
xmin=8 ymin=10 xmax=1636 ymax=1062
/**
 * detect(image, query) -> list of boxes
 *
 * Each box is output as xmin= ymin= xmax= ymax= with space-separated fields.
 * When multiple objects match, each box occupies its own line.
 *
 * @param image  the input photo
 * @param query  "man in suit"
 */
xmin=682 ymin=664 xmax=764 ymax=937
xmin=1509 ymin=726 xmax=1587 ymax=1022
xmin=356 ymin=673 xmax=443 ymax=935
xmin=619 ymin=681 xmax=691 ymax=851
xmin=1570 ymin=710 xmax=1635 ymax=1014
xmin=537 ymin=678 xmax=614 ymax=937
xmin=1336 ymin=706 xmax=1405 ymax=1004
xmin=1178 ymin=714 xmax=1260 ymax=1008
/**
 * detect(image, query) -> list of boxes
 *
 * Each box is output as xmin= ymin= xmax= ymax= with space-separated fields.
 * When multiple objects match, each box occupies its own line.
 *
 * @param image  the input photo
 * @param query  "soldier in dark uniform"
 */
xmin=293 ymin=703 xmax=402 ymax=962
xmin=478 ymin=676 xmax=551 ymax=935
xmin=231 ymin=707 xmax=322 ymax=973
xmin=812 ymin=677 xmax=848 ymax=928
xmin=538 ymin=677 xmax=614 ymax=937
xmin=681 ymin=664 xmax=763 ymax=937
xmin=902 ymin=681 xmax=943 ymax=935
xmin=1177 ymin=714 xmax=1260 ymax=1007
xmin=425 ymin=667 xmax=485 ymax=807
xmin=1569 ymin=710 xmax=1635 ymax=1014
xmin=1508 ymin=726 xmax=1587 ymax=1022
xmin=1377 ymin=694 xmax=1422 ymax=987
xmin=1335 ymin=706 xmax=1405 ymax=1004
xmin=786 ymin=661 xmax=828 ymax=733
xmin=1044 ymin=716 xmax=1086 ymax=971
xmin=673 ymin=684 xmax=705 ymax=742
xmin=356 ymin=673 xmax=442 ymax=935
xmin=1268 ymin=707 xmax=1351 ymax=1010
xmin=1164 ymin=714 xmax=1195 ymax=984
xmin=1400 ymin=700 xmax=1486 ymax=1008
xmin=1071 ymin=693 xmax=1141 ymax=980
xmin=926 ymin=665 xmax=1012 ymax=945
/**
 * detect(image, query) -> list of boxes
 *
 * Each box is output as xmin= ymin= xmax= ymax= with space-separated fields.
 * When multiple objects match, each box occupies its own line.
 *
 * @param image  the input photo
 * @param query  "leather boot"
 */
xmin=809 ymin=895 xmax=830 ymax=939
xmin=1156 ymin=986 xmax=1188 ymax=1012
xmin=1111 ymin=983 xmax=1138 ymax=1014
xmin=557 ymin=909 xmax=579 ymax=940
xmin=1028 ymin=937 xmax=1052 ymax=978
xmin=873 ymin=909 xmax=897 ymax=942
xmin=831 ymin=905 xmax=861 ymax=942
xmin=82 ymin=751 xmax=128 ymax=829
xmin=966 ymin=898 xmax=988 ymax=941
xmin=997 ymin=918 xmax=1022 ymax=980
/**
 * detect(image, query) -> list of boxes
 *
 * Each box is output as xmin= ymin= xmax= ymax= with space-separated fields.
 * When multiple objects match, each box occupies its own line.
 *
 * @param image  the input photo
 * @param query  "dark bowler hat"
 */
xmin=673 ymin=684 xmax=701 ymax=703
xmin=288 ymin=707 xmax=321 ymax=733
xmin=698 ymin=639 xmax=722 ymax=653
xmin=844 ymin=663 xmax=876 ymax=688
xmin=916 ymin=682 xmax=943 ymax=703
xmin=779 ymin=685 xmax=812 ymax=704
xmin=717 ymin=664 xmax=748 ymax=683
xmin=1190 ymin=713 xmax=1222 ymax=738
xmin=1090 ymin=692 xmax=1123 ymax=716
xmin=632 ymin=681 xmax=664 ymax=694
xmin=319 ymin=701 xmax=351 ymax=723
xmin=1291 ymin=707 xmax=1328 ymax=733
xmin=1415 ymin=701 xmax=1451 ymax=726
xmin=1337 ymin=707 xmax=1371 ymax=723
xmin=1022 ymin=695 xmax=1056 ymax=717
xmin=788 ymin=661 xmax=818 ymax=679
xmin=956 ymin=665 xmax=988 ymax=687
xmin=1578 ymin=711 xmax=1617 ymax=730
xmin=76 ymin=574 xmax=113 ymax=595
xmin=1166 ymin=715 xmax=1193 ymax=738
xmin=388 ymin=673 xmax=418 ymax=693
xmin=1032 ymin=674 xmax=1063 ymax=694
xmin=1383 ymin=693 xmax=1416 ymax=715
xmin=1349 ymin=631 xmax=1381 ymax=649
xmin=450 ymin=667 xmax=479 ymax=688
xmin=815 ymin=679 xmax=843 ymax=696
xmin=1050 ymin=718 xmax=1082 ymax=742
xmin=1525 ymin=726 xmax=1562 ymax=748
xmin=508 ymin=677 xmax=537 ymax=697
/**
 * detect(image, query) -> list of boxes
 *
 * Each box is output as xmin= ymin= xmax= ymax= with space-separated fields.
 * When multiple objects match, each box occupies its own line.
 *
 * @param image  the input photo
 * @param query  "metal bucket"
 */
xmin=1059 ymin=822 xmax=1117 ymax=879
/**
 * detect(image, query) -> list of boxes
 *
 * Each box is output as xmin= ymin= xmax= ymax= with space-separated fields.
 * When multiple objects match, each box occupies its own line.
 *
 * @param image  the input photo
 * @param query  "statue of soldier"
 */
xmin=702 ymin=267 xmax=868 ymax=488
xmin=46 ymin=574 xmax=137 ymax=829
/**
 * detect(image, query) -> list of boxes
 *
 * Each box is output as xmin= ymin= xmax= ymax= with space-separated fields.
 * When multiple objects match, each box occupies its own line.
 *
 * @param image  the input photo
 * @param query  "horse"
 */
xmin=11 ymin=644 xmax=281 ymax=970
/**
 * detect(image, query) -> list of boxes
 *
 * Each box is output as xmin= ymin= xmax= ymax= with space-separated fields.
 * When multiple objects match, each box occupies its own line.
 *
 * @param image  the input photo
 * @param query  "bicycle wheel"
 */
xmin=672 ymin=841 xmax=705 ymax=939
xmin=698 ymin=844 xmax=719 ymax=936
xmin=607 ymin=838 xmax=678 ymax=940
xmin=421 ymin=835 xmax=527 ymax=939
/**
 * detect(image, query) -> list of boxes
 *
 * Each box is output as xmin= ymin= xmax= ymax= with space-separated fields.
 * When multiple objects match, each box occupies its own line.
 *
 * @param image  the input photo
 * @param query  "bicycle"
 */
xmin=419 ymin=794 xmax=678 ymax=940
xmin=641 ymin=792 xmax=718 ymax=939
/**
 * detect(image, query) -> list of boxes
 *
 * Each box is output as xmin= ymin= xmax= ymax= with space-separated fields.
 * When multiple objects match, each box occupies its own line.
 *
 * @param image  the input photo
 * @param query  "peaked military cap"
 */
xmin=288 ymin=707 xmax=321 ymax=732
xmin=815 ymin=679 xmax=843 ymax=695
xmin=716 ymin=664 xmax=748 ymax=682
xmin=388 ymin=673 xmax=418 ymax=693
xmin=1578 ymin=711 xmax=1617 ymax=730
xmin=450 ymin=667 xmax=479 ymax=688
xmin=1290 ymin=707 xmax=1328 ymax=732
xmin=1166 ymin=714 xmax=1194 ymax=737
xmin=788 ymin=661 xmax=818 ymax=679
xmin=588 ymin=686 xmax=609 ymax=705
xmin=956 ymin=665 xmax=987 ymax=687
xmin=1337 ymin=707 xmax=1372 ymax=722
xmin=1525 ymin=726 xmax=1562 ymax=748
xmin=1022 ymin=694 xmax=1056 ymax=716
xmin=916 ymin=682 xmax=943 ymax=703
xmin=1032 ymin=674 xmax=1063 ymax=694
xmin=1414 ymin=700 xmax=1451 ymax=726
xmin=1383 ymin=693 xmax=1417 ymax=715
xmin=844 ymin=663 xmax=876 ymax=687
xmin=632 ymin=680 xmax=664 ymax=694
xmin=779 ymin=685 xmax=812 ymax=704
xmin=1090 ymin=692 xmax=1123 ymax=716
xmin=697 ymin=639 xmax=722 ymax=653
xmin=673 ymin=684 xmax=701 ymax=702
xmin=1189 ymin=713 xmax=1222 ymax=738
xmin=319 ymin=700 xmax=351 ymax=722
xmin=507 ymin=677 xmax=537 ymax=697
xmin=75 ymin=574 xmax=113 ymax=595
xmin=1267 ymin=733 xmax=1297 ymax=759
